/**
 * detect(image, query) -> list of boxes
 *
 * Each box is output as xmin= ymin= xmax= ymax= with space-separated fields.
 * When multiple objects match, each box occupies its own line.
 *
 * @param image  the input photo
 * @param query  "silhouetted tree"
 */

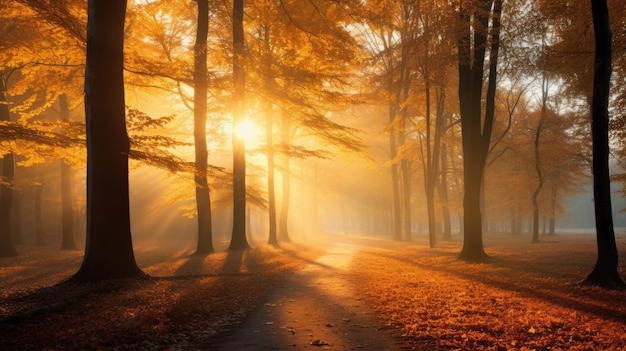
xmin=584 ymin=0 xmax=624 ymax=289
xmin=457 ymin=0 xmax=502 ymax=261
xmin=531 ymin=76 xmax=547 ymax=244
xmin=260 ymin=25 xmax=278 ymax=247
xmin=194 ymin=0 xmax=214 ymax=255
xmin=59 ymin=94 xmax=77 ymax=250
xmin=229 ymin=0 xmax=250 ymax=250
xmin=0 ymin=71 xmax=17 ymax=257
xmin=69 ymin=0 xmax=144 ymax=282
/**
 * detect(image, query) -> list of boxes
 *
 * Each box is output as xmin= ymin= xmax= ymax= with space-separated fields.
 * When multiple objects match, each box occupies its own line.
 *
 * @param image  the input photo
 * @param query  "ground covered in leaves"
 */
xmin=1 ymin=232 xmax=625 ymax=350
xmin=0 ymin=240 xmax=323 ymax=350
xmin=348 ymin=233 xmax=626 ymax=350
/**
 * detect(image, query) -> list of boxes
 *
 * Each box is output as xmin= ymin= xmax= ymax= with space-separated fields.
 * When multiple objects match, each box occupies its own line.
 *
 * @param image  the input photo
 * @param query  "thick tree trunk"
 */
xmin=0 ymin=156 xmax=15 ymax=256
xmin=457 ymin=0 xmax=501 ymax=261
xmin=70 ymin=0 xmax=144 ymax=282
xmin=0 ymin=74 xmax=17 ymax=257
xmin=59 ymin=94 xmax=77 ymax=250
xmin=459 ymin=146 xmax=487 ymax=261
xmin=229 ymin=0 xmax=250 ymax=250
xmin=194 ymin=0 xmax=214 ymax=255
xmin=584 ymin=0 xmax=624 ymax=288
xmin=0 ymin=73 xmax=17 ymax=257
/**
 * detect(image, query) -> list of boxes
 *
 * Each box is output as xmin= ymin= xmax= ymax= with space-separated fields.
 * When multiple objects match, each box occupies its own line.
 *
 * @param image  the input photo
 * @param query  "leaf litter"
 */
xmin=0 ymin=233 xmax=625 ymax=350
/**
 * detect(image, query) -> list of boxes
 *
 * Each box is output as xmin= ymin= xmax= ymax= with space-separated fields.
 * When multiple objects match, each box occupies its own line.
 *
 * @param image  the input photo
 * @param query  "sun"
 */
xmin=234 ymin=119 xmax=257 ymax=141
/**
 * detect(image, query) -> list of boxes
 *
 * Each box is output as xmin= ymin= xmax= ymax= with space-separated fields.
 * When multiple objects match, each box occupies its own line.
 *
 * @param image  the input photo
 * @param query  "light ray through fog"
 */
xmin=129 ymin=165 xmax=196 ymax=247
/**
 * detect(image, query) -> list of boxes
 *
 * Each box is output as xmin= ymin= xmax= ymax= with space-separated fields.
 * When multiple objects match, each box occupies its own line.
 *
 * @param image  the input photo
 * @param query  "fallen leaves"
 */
xmin=349 ymin=233 xmax=626 ymax=350
xmin=1 ymin=233 xmax=625 ymax=350
xmin=0 ymin=243 xmax=323 ymax=350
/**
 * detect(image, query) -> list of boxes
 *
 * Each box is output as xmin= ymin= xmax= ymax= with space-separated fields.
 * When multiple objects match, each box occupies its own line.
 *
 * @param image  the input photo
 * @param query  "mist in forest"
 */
xmin=1 ymin=0 xmax=625 ymax=269
xmin=10 ymin=149 xmax=626 ymax=253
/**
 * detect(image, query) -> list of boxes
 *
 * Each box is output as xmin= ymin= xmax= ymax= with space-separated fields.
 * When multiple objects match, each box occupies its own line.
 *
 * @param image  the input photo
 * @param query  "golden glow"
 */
xmin=234 ymin=119 xmax=257 ymax=141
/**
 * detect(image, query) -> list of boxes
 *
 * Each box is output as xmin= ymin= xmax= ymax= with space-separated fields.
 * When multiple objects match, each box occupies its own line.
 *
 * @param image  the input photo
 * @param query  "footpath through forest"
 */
xmin=206 ymin=243 xmax=405 ymax=350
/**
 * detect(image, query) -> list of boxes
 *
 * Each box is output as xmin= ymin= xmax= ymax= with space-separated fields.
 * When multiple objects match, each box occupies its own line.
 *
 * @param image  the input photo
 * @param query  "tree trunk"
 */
xmin=70 ymin=0 xmax=144 ymax=282
xmin=229 ymin=0 xmax=250 ymax=250
xmin=584 ymin=0 xmax=624 ymax=288
xmin=59 ymin=94 xmax=77 ymax=250
xmin=279 ymin=164 xmax=291 ymax=242
xmin=263 ymin=25 xmax=278 ymax=247
xmin=12 ymin=189 xmax=22 ymax=245
xmin=549 ymin=185 xmax=556 ymax=235
xmin=0 ymin=72 xmax=17 ymax=257
xmin=312 ymin=162 xmax=320 ymax=237
xmin=34 ymin=183 xmax=45 ymax=246
xmin=532 ymin=76 xmax=548 ymax=244
xmin=278 ymin=111 xmax=291 ymax=243
xmin=402 ymin=159 xmax=412 ymax=241
xmin=266 ymin=112 xmax=278 ymax=245
xmin=439 ymin=142 xmax=452 ymax=240
xmin=510 ymin=207 xmax=518 ymax=235
xmin=194 ymin=0 xmax=214 ymax=255
xmin=457 ymin=0 xmax=502 ymax=261
xmin=386 ymin=82 xmax=403 ymax=242
xmin=425 ymin=85 xmax=445 ymax=247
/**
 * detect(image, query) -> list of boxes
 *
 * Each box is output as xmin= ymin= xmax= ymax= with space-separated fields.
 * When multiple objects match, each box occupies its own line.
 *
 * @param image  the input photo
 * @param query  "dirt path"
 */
xmin=205 ymin=243 xmax=406 ymax=350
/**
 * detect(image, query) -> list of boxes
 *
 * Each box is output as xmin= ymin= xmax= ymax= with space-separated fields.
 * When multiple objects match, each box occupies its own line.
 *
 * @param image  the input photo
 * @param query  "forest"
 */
xmin=1 ymin=0 xmax=626 ymax=350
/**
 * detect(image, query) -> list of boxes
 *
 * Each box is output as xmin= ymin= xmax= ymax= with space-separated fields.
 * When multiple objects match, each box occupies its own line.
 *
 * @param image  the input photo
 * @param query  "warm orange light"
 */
xmin=235 ymin=119 xmax=257 ymax=141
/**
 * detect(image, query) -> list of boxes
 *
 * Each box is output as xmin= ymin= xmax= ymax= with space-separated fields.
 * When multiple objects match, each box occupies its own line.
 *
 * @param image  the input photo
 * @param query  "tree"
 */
xmin=0 ymin=71 xmax=17 ymax=257
xmin=69 ymin=0 xmax=144 ymax=282
xmin=413 ymin=0 xmax=457 ymax=247
xmin=457 ymin=0 xmax=502 ymax=261
xmin=531 ymin=76 xmax=548 ymax=244
xmin=246 ymin=0 xmax=365 ymax=243
xmin=59 ymin=93 xmax=77 ymax=250
xmin=584 ymin=0 xmax=624 ymax=289
xmin=259 ymin=24 xmax=278 ymax=247
xmin=360 ymin=2 xmax=411 ymax=241
xmin=193 ymin=0 xmax=214 ymax=255
xmin=229 ymin=0 xmax=250 ymax=250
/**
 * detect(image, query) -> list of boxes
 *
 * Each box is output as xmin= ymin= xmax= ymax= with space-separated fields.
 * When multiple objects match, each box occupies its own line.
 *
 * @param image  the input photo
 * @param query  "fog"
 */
xmin=11 ymin=151 xmax=626 ymax=254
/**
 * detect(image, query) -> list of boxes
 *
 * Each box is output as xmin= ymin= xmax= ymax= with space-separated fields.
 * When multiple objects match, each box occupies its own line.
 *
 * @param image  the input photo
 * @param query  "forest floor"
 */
xmin=0 ymin=232 xmax=625 ymax=350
